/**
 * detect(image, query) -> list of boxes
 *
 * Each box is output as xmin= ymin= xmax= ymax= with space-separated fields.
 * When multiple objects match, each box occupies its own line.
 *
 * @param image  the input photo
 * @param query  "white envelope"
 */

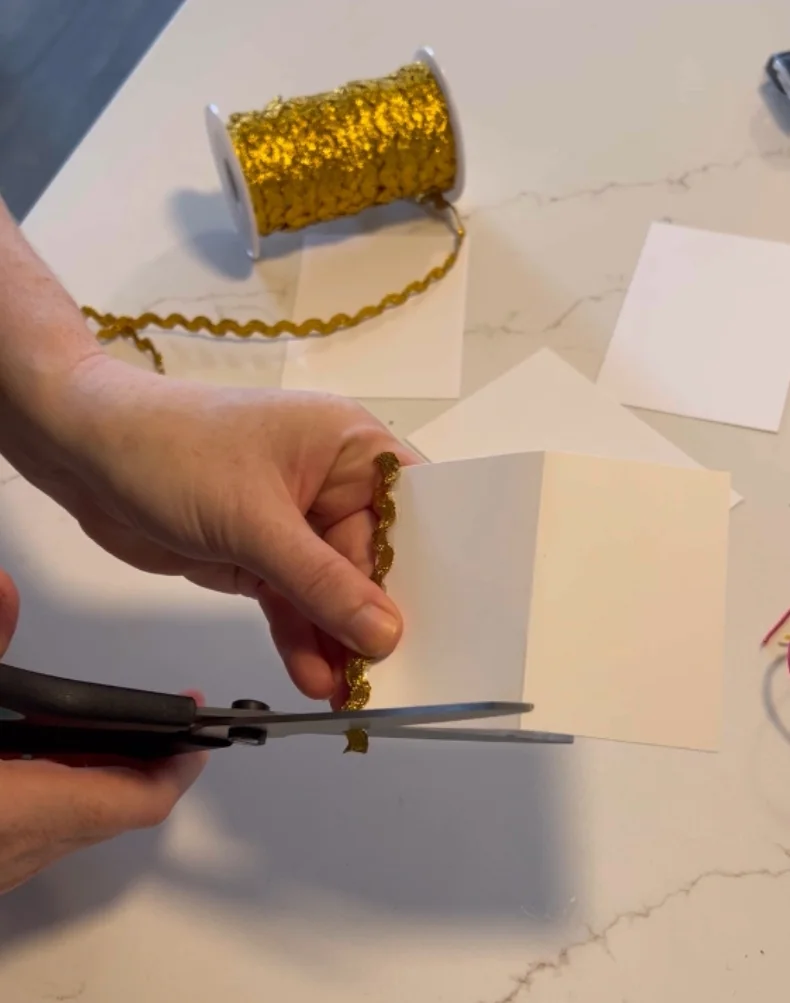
xmin=369 ymin=451 xmax=730 ymax=751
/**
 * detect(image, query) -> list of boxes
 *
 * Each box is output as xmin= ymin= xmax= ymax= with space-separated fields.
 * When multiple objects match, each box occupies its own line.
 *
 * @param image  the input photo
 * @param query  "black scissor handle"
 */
xmin=0 ymin=722 xmax=230 ymax=760
xmin=0 ymin=662 xmax=197 ymax=730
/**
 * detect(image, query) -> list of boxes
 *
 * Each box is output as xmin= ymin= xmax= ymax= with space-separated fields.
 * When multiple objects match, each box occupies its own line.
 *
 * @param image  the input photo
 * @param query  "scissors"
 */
xmin=0 ymin=662 xmax=573 ymax=760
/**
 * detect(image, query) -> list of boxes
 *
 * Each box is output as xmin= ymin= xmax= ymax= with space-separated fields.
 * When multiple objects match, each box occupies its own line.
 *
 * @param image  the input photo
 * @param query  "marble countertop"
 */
xmin=4 ymin=0 xmax=790 ymax=999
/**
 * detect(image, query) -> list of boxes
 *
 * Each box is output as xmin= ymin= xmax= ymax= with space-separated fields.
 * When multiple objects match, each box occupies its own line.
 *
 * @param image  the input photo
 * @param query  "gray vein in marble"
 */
xmin=542 ymin=286 xmax=627 ymax=334
xmin=480 ymin=147 xmax=790 ymax=216
xmin=467 ymin=284 xmax=627 ymax=341
xmin=466 ymin=309 xmax=528 ymax=338
xmin=488 ymin=855 xmax=790 ymax=1003
xmin=141 ymin=286 xmax=289 ymax=314
xmin=216 ymin=300 xmax=288 ymax=317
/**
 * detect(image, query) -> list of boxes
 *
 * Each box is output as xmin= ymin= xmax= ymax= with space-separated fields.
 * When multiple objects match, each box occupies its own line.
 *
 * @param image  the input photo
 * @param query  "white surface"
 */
xmin=408 ymin=348 xmax=742 ymax=507
xmin=282 ymin=208 xmax=467 ymax=398
xmin=8 ymin=0 xmax=790 ymax=1000
xmin=597 ymin=222 xmax=790 ymax=431
xmin=371 ymin=453 xmax=729 ymax=750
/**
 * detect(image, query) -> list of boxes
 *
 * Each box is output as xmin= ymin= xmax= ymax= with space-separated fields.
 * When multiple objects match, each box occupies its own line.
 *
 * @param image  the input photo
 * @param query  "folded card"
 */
xmin=369 ymin=451 xmax=730 ymax=751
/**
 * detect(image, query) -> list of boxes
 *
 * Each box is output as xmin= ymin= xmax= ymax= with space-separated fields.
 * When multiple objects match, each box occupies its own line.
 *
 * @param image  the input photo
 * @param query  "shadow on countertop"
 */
xmin=167 ymin=190 xmax=435 ymax=280
xmin=0 ymin=495 xmax=575 ymax=955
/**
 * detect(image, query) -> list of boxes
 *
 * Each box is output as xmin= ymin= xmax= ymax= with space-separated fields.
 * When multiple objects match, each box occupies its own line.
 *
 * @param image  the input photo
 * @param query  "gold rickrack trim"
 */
xmin=341 ymin=451 xmax=400 ymax=754
xmin=81 ymin=198 xmax=464 ymax=376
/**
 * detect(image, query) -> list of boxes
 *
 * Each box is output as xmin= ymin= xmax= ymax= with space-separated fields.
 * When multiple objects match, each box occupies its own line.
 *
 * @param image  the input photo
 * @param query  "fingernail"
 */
xmin=346 ymin=604 xmax=400 ymax=657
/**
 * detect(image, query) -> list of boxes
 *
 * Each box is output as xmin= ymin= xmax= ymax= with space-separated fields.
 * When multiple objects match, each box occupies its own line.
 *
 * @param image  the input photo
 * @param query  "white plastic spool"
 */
xmin=205 ymin=46 xmax=466 ymax=261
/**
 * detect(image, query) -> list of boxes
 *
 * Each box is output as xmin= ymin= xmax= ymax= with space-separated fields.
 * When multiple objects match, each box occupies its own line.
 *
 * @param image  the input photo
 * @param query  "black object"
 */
xmin=0 ymin=661 xmax=547 ymax=761
xmin=228 ymin=698 xmax=270 ymax=746
xmin=766 ymin=52 xmax=790 ymax=98
xmin=0 ymin=662 xmax=225 ymax=759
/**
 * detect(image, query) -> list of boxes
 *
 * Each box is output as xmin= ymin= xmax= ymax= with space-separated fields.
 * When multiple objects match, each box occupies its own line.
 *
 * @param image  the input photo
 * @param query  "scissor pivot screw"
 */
xmin=229 ymin=698 xmax=269 ymax=745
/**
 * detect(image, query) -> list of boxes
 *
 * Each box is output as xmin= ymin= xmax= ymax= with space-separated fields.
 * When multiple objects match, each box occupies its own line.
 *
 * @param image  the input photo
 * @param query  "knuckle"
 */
xmin=297 ymin=551 xmax=346 ymax=606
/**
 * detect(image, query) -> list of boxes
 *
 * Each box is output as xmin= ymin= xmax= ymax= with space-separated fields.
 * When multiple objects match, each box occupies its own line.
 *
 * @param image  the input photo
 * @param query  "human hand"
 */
xmin=15 ymin=357 xmax=418 ymax=704
xmin=0 ymin=569 xmax=206 ymax=895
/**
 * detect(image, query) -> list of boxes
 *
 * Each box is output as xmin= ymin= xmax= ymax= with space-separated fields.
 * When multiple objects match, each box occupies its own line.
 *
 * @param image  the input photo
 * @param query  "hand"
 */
xmin=0 ymin=569 xmax=205 ymax=895
xmin=14 ymin=356 xmax=418 ymax=703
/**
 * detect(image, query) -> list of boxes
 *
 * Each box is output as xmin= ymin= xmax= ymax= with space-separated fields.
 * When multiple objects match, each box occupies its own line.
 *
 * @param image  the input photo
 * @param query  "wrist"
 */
xmin=0 ymin=349 xmax=136 ymax=498
xmin=0 ymin=198 xmax=111 ymax=487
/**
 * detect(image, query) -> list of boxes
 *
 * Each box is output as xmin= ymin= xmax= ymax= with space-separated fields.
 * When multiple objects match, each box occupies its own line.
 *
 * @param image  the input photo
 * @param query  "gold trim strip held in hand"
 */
xmin=342 ymin=451 xmax=401 ymax=754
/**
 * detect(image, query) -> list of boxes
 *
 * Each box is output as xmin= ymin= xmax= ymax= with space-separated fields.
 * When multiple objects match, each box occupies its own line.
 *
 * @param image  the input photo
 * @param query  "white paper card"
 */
xmin=597 ymin=222 xmax=790 ymax=431
xmin=370 ymin=452 xmax=730 ymax=751
xmin=408 ymin=348 xmax=741 ymax=507
xmin=281 ymin=213 xmax=467 ymax=399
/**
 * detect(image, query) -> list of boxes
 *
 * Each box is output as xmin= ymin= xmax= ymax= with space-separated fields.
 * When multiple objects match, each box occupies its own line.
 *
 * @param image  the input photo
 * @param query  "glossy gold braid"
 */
xmin=342 ymin=452 xmax=400 ymax=754
xmin=80 ymin=61 xmax=463 ymax=374
xmin=229 ymin=62 xmax=456 ymax=235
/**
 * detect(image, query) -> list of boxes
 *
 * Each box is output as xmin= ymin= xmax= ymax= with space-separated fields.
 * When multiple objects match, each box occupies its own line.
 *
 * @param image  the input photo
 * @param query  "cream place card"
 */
xmin=369 ymin=451 xmax=730 ymax=751
xmin=281 ymin=207 xmax=467 ymax=399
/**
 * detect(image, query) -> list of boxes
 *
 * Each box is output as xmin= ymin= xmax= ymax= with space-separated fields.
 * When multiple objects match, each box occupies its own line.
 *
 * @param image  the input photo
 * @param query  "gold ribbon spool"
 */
xmin=83 ymin=47 xmax=466 ymax=374
xmin=206 ymin=46 xmax=465 ymax=259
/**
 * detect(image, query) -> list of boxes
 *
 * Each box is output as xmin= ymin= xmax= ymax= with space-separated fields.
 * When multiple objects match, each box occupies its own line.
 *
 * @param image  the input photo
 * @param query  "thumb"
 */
xmin=240 ymin=504 xmax=401 ymax=658
xmin=0 ymin=569 xmax=19 ymax=658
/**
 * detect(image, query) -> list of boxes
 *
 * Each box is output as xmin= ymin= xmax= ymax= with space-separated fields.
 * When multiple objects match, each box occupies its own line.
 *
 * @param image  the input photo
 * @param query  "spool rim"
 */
xmin=414 ymin=46 xmax=465 ymax=203
xmin=205 ymin=103 xmax=260 ymax=260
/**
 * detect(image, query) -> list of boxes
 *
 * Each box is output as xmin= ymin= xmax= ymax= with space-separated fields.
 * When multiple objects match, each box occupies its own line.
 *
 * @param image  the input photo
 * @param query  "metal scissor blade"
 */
xmin=256 ymin=701 xmax=533 ymax=739
xmin=371 ymin=727 xmax=574 ymax=744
